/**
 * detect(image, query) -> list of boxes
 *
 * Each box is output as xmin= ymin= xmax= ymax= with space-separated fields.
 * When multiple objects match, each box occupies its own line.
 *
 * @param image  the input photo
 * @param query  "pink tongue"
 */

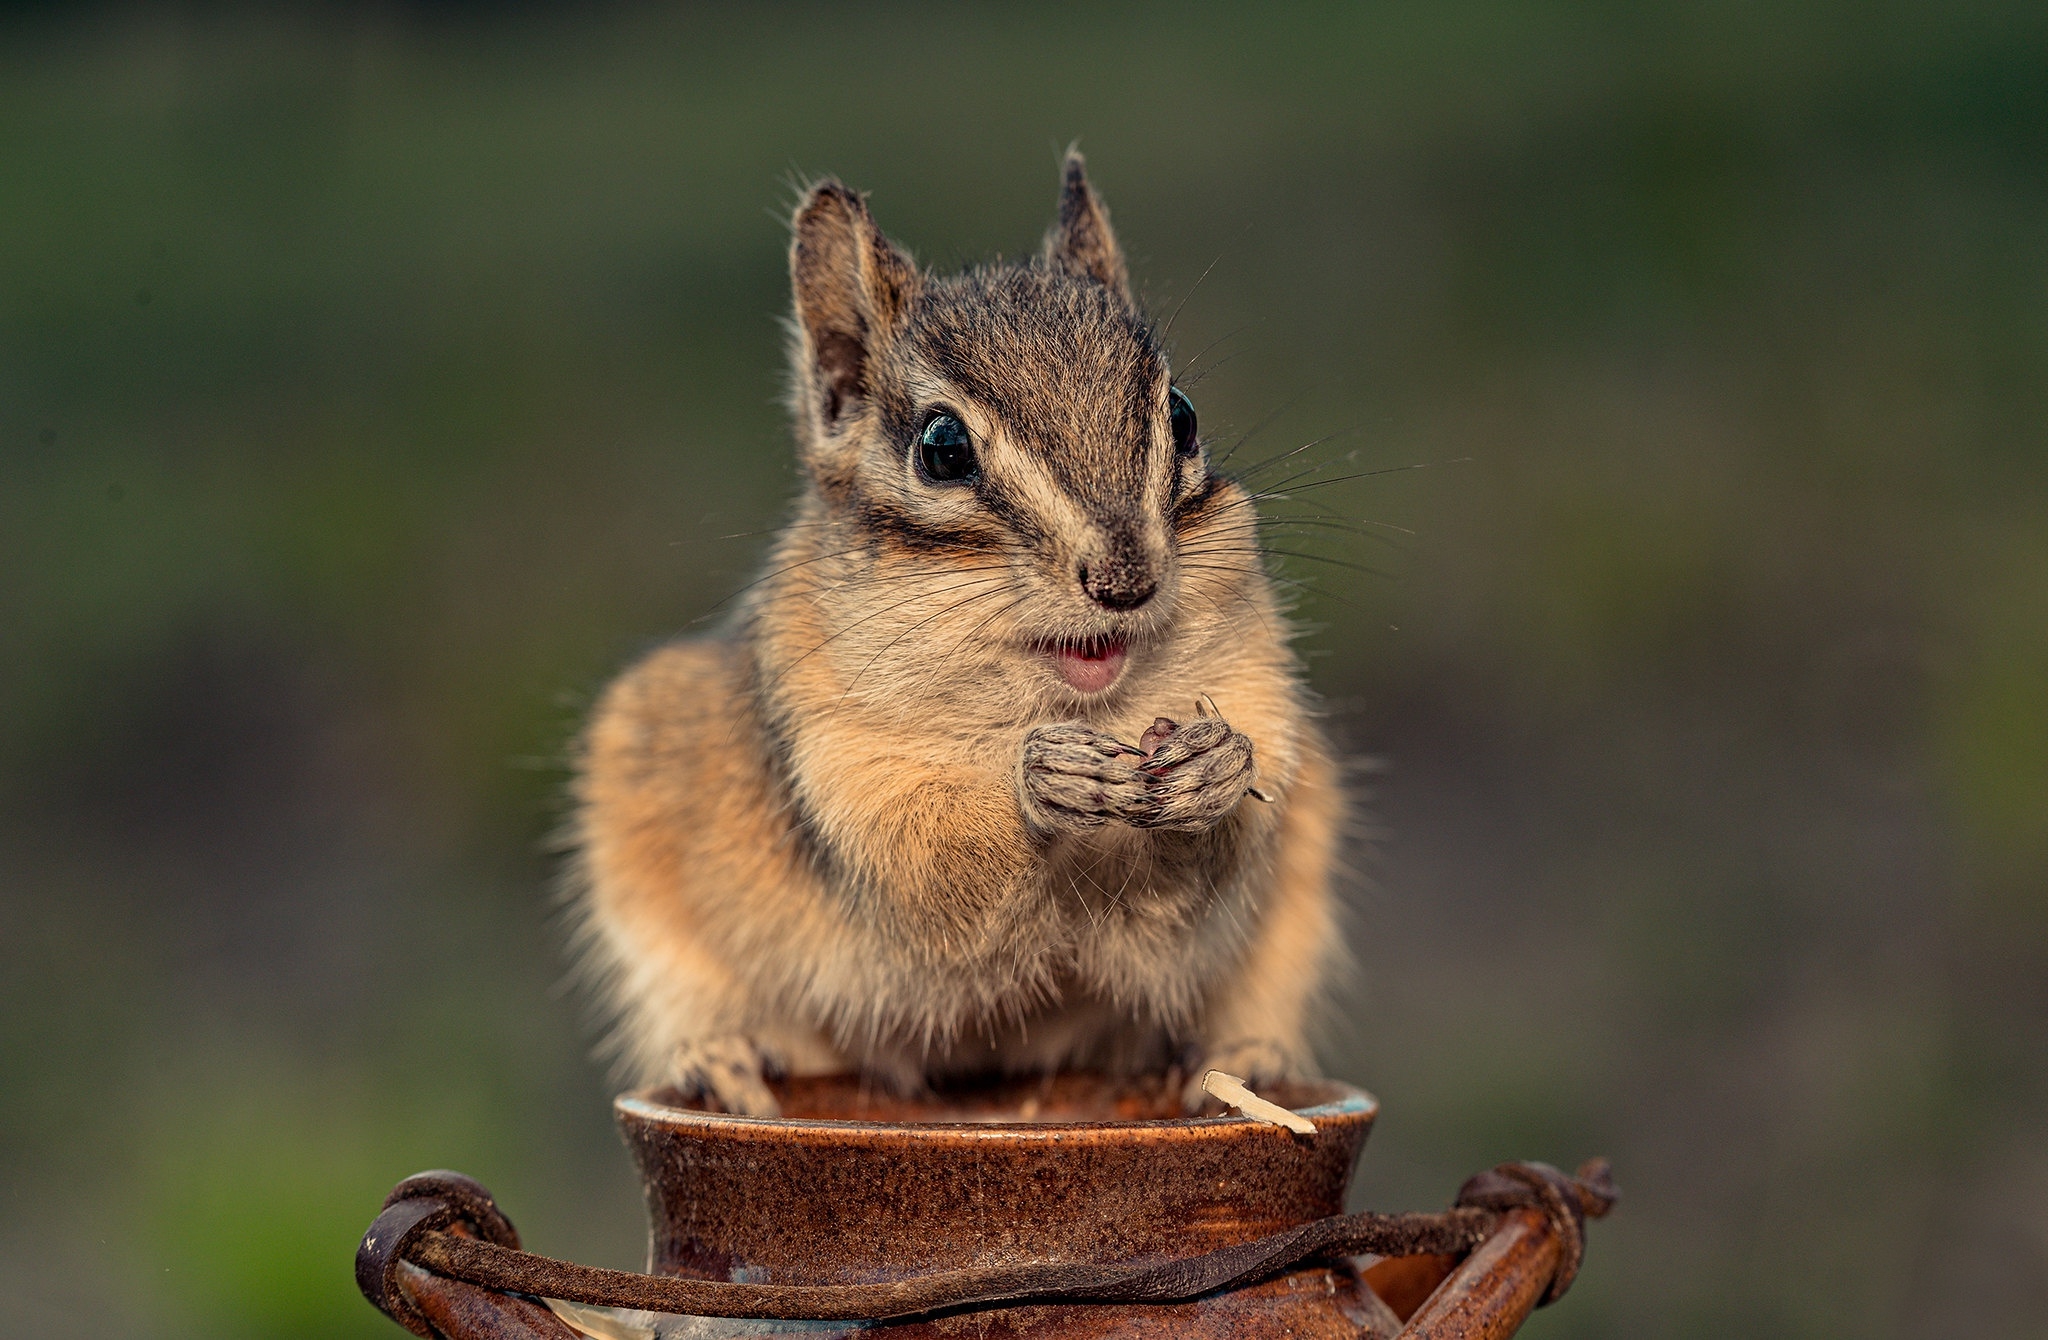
xmin=1054 ymin=643 xmax=1127 ymax=693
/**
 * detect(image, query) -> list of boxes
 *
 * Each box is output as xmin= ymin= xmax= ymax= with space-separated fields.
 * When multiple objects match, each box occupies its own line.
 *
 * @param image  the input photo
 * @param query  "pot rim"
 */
xmin=615 ymin=1078 xmax=1378 ymax=1144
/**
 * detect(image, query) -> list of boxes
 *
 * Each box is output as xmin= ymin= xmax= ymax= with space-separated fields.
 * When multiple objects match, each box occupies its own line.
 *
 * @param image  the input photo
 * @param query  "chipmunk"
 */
xmin=569 ymin=154 xmax=1346 ymax=1116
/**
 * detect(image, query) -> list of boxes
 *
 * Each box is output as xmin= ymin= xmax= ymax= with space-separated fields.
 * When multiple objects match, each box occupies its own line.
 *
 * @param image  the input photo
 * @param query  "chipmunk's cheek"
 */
xmin=1050 ymin=638 xmax=1127 ymax=694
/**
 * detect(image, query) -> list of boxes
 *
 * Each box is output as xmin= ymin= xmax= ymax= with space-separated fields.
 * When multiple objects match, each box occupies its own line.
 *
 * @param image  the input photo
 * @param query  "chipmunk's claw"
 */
xmin=1133 ymin=711 xmax=1257 ymax=830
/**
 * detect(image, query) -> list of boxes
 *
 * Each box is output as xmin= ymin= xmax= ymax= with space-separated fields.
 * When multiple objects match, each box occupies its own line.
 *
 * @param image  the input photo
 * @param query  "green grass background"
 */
xmin=3 ymin=3 xmax=2045 ymax=1336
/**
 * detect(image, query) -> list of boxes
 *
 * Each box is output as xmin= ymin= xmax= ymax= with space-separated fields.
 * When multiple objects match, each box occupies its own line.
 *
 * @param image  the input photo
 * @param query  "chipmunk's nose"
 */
xmin=1078 ymin=557 xmax=1157 ymax=611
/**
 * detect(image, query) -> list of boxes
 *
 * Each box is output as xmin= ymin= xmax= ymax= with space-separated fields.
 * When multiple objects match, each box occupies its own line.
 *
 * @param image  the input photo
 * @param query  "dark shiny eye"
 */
xmin=1169 ymin=386 xmax=1198 ymax=456
xmin=916 ymin=412 xmax=978 ymax=484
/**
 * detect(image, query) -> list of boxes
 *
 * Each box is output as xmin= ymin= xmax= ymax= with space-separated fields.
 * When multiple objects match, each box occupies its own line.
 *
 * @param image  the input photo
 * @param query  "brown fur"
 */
xmin=569 ymin=153 xmax=1346 ymax=1113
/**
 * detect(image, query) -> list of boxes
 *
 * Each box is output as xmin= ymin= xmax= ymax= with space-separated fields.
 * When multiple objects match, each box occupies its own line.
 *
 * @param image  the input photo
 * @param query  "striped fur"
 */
xmin=569 ymin=154 xmax=1345 ymax=1113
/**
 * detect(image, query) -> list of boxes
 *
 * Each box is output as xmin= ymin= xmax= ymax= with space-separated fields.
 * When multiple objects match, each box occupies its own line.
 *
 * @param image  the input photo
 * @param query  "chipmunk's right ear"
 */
xmin=790 ymin=181 xmax=920 ymax=430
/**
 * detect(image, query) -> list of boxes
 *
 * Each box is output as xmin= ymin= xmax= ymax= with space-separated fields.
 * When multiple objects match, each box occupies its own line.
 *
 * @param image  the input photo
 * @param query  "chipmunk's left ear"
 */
xmin=1044 ymin=150 xmax=1130 ymax=300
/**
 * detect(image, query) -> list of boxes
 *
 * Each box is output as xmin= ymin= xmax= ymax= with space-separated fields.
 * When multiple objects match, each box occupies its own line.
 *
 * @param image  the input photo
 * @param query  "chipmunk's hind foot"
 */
xmin=671 ymin=1036 xmax=783 ymax=1117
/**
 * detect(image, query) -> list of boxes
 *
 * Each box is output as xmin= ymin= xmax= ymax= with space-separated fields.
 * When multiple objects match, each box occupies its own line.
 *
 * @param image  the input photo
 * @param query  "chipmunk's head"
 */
xmin=783 ymin=153 xmax=1248 ymax=700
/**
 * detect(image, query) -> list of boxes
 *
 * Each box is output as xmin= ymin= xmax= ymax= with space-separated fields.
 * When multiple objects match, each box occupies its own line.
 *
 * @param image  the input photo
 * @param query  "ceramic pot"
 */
xmin=614 ymin=1072 xmax=1387 ymax=1338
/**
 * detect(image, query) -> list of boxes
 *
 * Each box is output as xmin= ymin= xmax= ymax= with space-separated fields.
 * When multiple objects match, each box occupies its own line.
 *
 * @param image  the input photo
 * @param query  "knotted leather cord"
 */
xmin=358 ymin=1161 xmax=1615 ymax=1336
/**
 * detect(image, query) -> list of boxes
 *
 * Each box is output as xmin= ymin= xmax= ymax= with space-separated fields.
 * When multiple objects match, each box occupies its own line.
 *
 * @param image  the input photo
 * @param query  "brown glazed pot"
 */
xmin=614 ymin=1072 xmax=1387 ymax=1338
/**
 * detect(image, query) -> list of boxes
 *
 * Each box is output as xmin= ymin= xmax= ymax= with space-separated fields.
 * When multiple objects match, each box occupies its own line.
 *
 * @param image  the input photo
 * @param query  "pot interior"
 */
xmin=641 ymin=1070 xmax=1361 ymax=1126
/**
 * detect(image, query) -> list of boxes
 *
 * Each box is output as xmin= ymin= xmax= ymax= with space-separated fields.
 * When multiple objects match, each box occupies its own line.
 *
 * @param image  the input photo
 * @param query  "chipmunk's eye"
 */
xmin=916 ymin=412 xmax=978 ymax=485
xmin=1169 ymin=387 xmax=1198 ymax=457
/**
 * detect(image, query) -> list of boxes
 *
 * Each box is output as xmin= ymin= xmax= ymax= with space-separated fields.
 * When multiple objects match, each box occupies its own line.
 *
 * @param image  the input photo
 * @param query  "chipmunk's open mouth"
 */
xmin=1045 ymin=636 xmax=1128 ymax=694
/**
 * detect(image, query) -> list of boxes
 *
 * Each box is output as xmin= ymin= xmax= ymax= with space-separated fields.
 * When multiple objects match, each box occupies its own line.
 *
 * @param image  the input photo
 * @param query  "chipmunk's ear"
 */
xmin=790 ymin=180 xmax=920 ymax=429
xmin=1044 ymin=150 xmax=1129 ymax=300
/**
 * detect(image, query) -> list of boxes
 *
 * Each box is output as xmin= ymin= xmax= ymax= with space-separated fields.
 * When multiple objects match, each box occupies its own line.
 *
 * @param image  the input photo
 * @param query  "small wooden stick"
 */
xmin=1189 ymin=694 xmax=1276 ymax=802
xmin=1200 ymin=1069 xmax=1317 ymax=1134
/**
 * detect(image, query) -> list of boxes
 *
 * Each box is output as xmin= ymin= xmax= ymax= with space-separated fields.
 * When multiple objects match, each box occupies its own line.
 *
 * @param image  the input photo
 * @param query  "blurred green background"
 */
xmin=3 ymin=3 xmax=2045 ymax=1336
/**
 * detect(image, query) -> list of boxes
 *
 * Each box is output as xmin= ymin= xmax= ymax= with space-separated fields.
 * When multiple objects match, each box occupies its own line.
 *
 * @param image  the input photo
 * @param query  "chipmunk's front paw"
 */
xmin=1133 ymin=707 xmax=1258 ymax=832
xmin=1018 ymin=723 xmax=1152 ymax=834
xmin=671 ymin=1036 xmax=782 ymax=1117
xmin=1179 ymin=1037 xmax=1302 ymax=1114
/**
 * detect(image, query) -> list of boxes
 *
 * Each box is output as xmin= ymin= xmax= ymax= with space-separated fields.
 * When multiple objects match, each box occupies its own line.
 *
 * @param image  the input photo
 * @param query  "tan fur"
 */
xmin=569 ymin=154 xmax=1347 ymax=1113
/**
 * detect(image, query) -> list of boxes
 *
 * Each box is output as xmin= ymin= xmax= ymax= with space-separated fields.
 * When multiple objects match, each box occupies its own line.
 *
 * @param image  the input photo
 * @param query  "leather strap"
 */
xmin=359 ymin=1160 xmax=1614 ymax=1330
xmin=357 ymin=1172 xmax=523 ymax=1337
xmin=1453 ymin=1159 xmax=1613 ymax=1302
